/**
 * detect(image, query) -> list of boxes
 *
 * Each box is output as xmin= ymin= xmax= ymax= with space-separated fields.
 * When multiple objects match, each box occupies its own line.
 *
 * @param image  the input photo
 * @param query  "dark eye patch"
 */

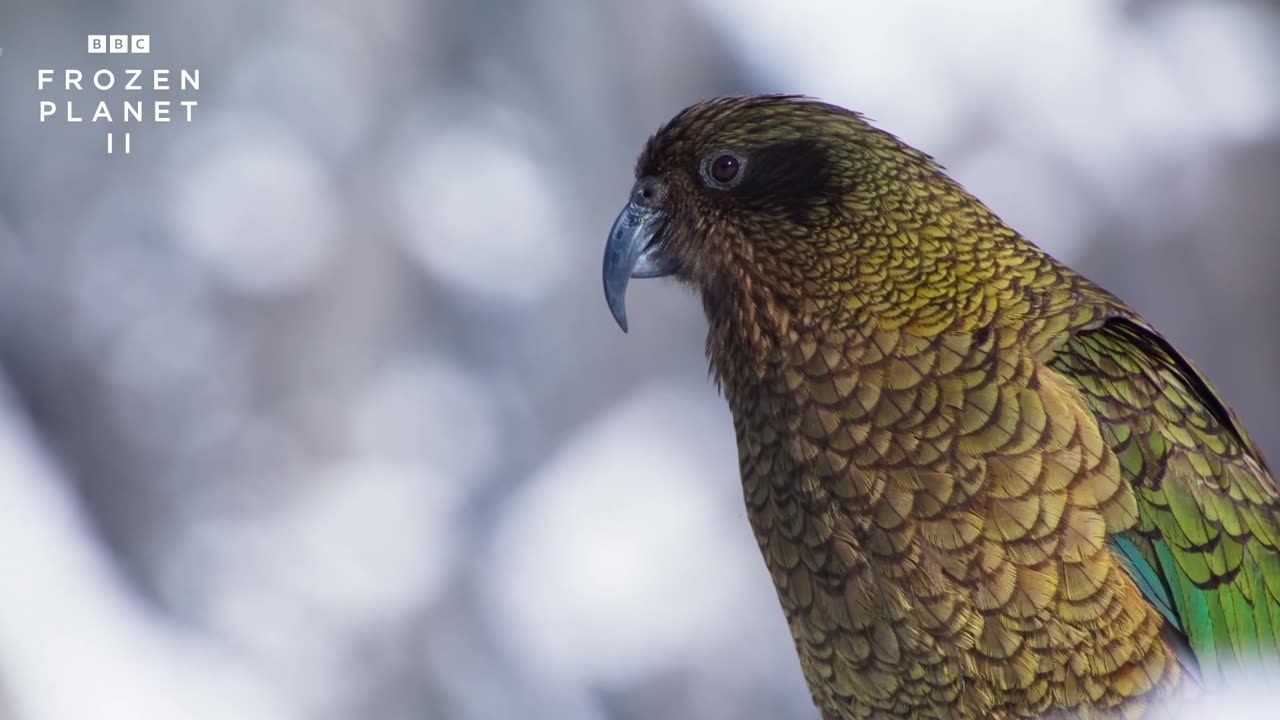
xmin=730 ymin=139 xmax=834 ymax=214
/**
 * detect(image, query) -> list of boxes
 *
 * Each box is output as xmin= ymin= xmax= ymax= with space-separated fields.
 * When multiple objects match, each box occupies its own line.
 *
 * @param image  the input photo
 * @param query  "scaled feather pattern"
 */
xmin=602 ymin=95 xmax=1280 ymax=719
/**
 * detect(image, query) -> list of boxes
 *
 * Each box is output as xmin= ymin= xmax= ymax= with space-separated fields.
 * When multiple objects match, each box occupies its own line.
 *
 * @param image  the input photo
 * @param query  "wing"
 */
xmin=1048 ymin=315 xmax=1280 ymax=680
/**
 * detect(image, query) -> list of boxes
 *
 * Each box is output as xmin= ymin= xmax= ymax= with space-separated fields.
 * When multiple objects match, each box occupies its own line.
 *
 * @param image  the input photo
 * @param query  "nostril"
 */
xmin=633 ymin=177 xmax=663 ymax=206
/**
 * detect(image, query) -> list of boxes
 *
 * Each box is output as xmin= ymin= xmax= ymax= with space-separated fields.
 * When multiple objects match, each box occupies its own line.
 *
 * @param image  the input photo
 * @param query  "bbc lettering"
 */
xmin=87 ymin=35 xmax=149 ymax=54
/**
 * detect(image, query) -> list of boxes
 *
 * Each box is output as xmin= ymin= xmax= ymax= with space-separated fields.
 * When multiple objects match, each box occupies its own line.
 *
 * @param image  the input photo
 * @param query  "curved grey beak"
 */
xmin=602 ymin=194 xmax=675 ymax=332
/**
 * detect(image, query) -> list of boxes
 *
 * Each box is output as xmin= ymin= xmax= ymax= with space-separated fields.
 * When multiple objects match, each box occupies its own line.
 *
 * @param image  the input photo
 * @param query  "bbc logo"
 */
xmin=87 ymin=35 xmax=150 ymax=54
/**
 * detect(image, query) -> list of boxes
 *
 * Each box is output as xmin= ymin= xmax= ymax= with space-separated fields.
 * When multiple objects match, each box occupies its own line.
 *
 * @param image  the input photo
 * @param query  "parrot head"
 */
xmin=602 ymin=94 xmax=970 ymax=333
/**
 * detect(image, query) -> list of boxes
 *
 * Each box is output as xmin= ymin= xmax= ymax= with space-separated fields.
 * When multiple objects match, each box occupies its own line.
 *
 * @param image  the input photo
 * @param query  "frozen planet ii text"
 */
xmin=36 ymin=35 xmax=200 ymax=154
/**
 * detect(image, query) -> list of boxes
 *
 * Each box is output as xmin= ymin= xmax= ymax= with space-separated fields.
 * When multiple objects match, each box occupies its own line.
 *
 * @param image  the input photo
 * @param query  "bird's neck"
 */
xmin=700 ymin=253 xmax=976 ymax=381
xmin=701 ymin=225 xmax=1068 ymax=402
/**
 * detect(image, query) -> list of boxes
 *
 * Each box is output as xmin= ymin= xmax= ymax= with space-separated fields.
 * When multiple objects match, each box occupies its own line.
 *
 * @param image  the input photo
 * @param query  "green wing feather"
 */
xmin=1049 ymin=316 xmax=1280 ymax=681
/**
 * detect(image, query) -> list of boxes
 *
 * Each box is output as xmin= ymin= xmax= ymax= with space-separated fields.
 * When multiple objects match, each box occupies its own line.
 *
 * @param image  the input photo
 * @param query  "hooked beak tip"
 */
xmin=603 ymin=255 xmax=632 ymax=333
xmin=605 ymin=282 xmax=630 ymax=332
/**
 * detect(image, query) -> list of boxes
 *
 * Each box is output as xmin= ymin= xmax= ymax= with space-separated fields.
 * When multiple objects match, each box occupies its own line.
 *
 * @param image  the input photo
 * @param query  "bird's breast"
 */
xmin=721 ymin=326 xmax=1185 ymax=719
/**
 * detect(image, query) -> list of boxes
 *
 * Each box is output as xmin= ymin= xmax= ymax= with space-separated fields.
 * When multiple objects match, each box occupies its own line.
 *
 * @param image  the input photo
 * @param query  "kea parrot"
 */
xmin=601 ymin=96 xmax=1280 ymax=719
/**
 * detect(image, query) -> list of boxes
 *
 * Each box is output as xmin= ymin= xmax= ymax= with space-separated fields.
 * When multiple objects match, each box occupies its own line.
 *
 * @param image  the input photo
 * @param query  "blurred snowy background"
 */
xmin=0 ymin=1 xmax=1278 ymax=718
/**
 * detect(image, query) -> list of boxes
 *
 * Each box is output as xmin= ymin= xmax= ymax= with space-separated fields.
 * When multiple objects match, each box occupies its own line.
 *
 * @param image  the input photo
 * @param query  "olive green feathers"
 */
xmin=604 ymin=95 xmax=1278 ymax=719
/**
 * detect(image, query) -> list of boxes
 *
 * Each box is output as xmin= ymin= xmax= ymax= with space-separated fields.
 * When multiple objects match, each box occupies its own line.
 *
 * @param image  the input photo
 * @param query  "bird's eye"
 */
xmin=711 ymin=154 xmax=739 ymax=183
xmin=702 ymin=151 xmax=745 ymax=189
